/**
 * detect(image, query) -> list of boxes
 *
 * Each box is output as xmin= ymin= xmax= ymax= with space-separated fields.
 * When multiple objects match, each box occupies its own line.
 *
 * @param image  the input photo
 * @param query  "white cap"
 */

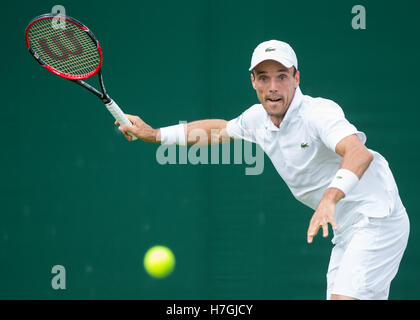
xmin=249 ymin=40 xmax=298 ymax=71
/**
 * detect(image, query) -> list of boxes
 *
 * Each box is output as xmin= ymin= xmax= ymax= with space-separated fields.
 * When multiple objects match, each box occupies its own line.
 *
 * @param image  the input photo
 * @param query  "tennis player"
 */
xmin=117 ymin=40 xmax=410 ymax=300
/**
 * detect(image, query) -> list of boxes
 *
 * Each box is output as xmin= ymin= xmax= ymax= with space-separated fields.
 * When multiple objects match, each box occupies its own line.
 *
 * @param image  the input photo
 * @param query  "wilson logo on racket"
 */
xmin=39 ymin=29 xmax=83 ymax=60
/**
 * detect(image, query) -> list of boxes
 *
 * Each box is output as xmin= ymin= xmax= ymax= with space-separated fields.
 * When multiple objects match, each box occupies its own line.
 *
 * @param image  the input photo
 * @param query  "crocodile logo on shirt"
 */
xmin=300 ymin=143 xmax=309 ymax=148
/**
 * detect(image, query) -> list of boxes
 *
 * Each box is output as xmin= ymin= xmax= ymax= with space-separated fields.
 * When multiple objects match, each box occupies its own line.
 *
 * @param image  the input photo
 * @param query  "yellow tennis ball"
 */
xmin=143 ymin=245 xmax=175 ymax=278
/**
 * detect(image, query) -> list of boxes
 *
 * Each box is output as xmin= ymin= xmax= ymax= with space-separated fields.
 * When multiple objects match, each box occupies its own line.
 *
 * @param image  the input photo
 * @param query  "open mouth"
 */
xmin=266 ymin=97 xmax=282 ymax=102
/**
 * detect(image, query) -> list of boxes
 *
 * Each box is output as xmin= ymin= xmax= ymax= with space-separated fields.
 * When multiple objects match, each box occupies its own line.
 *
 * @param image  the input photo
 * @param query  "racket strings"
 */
xmin=27 ymin=18 xmax=100 ymax=77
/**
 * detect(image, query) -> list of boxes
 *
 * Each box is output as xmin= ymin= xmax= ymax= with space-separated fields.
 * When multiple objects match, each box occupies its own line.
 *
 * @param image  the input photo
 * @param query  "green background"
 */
xmin=1 ymin=0 xmax=419 ymax=299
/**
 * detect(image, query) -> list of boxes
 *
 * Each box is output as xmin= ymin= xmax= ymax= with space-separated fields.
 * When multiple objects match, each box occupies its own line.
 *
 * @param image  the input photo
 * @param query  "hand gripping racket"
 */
xmin=25 ymin=13 xmax=137 ymax=140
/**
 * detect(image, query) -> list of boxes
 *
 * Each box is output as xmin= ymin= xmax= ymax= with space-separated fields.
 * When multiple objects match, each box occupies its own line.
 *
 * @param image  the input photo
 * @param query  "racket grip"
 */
xmin=105 ymin=99 xmax=138 ymax=141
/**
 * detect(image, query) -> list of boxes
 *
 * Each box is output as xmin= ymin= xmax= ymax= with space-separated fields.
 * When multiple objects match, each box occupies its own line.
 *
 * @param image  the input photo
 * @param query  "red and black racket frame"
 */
xmin=25 ymin=13 xmax=112 ymax=104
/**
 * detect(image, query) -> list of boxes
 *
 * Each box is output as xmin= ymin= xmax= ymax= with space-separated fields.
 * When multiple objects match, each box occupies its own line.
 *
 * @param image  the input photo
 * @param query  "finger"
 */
xmin=119 ymin=125 xmax=133 ymax=134
xmin=322 ymin=223 xmax=328 ymax=238
xmin=307 ymin=222 xmax=320 ymax=244
xmin=114 ymin=120 xmax=119 ymax=126
xmin=119 ymin=126 xmax=134 ymax=140
xmin=329 ymin=219 xmax=338 ymax=231
xmin=121 ymin=131 xmax=132 ymax=141
xmin=125 ymin=114 xmax=142 ymax=125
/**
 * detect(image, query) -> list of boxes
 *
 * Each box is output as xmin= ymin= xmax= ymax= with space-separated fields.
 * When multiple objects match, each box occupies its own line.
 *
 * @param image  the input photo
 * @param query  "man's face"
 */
xmin=251 ymin=60 xmax=300 ymax=123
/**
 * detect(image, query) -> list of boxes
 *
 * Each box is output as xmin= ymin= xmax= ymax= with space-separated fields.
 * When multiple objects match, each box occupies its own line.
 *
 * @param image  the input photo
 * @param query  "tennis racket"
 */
xmin=25 ymin=13 xmax=137 ymax=140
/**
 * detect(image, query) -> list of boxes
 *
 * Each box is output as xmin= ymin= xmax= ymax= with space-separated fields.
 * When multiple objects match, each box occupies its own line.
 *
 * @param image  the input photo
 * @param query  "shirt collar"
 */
xmin=264 ymin=86 xmax=303 ymax=131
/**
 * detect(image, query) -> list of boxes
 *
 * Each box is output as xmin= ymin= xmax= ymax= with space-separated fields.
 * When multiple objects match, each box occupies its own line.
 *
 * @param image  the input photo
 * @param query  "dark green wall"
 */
xmin=1 ymin=0 xmax=419 ymax=299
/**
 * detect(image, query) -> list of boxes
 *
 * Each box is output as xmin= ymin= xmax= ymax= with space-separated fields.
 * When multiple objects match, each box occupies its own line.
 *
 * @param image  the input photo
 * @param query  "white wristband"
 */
xmin=160 ymin=123 xmax=186 ymax=146
xmin=328 ymin=168 xmax=359 ymax=196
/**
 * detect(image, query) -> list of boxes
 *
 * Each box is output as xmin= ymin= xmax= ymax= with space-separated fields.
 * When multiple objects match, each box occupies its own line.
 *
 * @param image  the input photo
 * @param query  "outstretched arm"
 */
xmin=186 ymin=119 xmax=231 ymax=145
xmin=306 ymin=134 xmax=374 ymax=244
xmin=116 ymin=115 xmax=231 ymax=145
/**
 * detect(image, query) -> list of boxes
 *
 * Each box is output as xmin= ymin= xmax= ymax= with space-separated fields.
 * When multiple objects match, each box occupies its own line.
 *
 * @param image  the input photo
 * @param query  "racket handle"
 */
xmin=105 ymin=99 xmax=138 ymax=141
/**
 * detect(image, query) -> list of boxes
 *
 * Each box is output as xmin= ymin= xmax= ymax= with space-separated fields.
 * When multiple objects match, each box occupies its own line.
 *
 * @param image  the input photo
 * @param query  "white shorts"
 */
xmin=326 ymin=201 xmax=410 ymax=300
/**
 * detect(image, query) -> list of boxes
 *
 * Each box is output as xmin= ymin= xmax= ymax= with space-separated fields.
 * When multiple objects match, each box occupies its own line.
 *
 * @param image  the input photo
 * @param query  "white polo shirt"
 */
xmin=226 ymin=87 xmax=401 ymax=232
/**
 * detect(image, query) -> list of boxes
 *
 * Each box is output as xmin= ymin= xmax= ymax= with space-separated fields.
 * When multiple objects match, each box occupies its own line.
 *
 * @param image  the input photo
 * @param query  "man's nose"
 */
xmin=269 ymin=79 xmax=278 ymax=92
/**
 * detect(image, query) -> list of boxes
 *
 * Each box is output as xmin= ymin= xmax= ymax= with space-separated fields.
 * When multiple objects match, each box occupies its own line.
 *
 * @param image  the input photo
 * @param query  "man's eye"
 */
xmin=260 ymin=77 xmax=267 ymax=81
xmin=280 ymin=75 xmax=287 ymax=80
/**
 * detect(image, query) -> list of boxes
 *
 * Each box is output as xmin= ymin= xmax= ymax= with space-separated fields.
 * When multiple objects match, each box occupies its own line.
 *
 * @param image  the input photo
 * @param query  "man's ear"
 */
xmin=295 ymin=70 xmax=300 ymax=88
xmin=251 ymin=72 xmax=256 ymax=89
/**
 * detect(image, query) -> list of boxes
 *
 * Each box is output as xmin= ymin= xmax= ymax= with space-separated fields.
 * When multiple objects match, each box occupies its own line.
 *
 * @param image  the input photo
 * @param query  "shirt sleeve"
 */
xmin=308 ymin=100 xmax=367 ymax=152
xmin=226 ymin=104 xmax=263 ymax=144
